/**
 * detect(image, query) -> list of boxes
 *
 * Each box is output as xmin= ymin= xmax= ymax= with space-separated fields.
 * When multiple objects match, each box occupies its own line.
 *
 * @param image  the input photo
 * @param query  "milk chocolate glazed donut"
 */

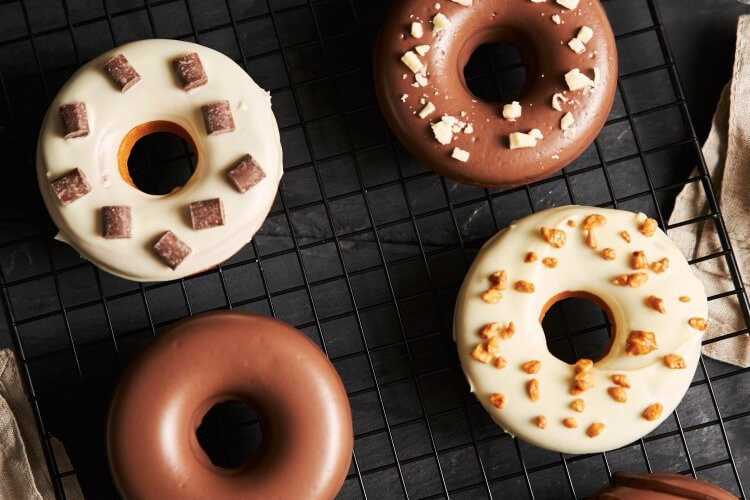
xmin=589 ymin=472 xmax=739 ymax=499
xmin=107 ymin=312 xmax=353 ymax=500
xmin=374 ymin=0 xmax=617 ymax=187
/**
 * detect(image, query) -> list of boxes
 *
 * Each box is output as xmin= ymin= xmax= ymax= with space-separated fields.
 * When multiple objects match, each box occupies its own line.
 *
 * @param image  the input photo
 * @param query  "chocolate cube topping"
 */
xmin=201 ymin=101 xmax=235 ymax=135
xmin=105 ymin=54 xmax=141 ymax=92
xmin=153 ymin=231 xmax=192 ymax=269
xmin=174 ymin=53 xmax=207 ymax=91
xmin=102 ymin=206 xmax=132 ymax=239
xmin=59 ymin=102 xmax=89 ymax=139
xmin=51 ymin=168 xmax=92 ymax=206
xmin=189 ymin=198 xmax=225 ymax=230
xmin=227 ymin=154 xmax=266 ymax=193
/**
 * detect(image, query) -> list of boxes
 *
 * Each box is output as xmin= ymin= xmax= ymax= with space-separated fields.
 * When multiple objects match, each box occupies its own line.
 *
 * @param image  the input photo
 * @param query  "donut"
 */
xmin=107 ymin=311 xmax=353 ymax=500
xmin=36 ymin=39 xmax=282 ymax=281
xmin=589 ymin=471 xmax=739 ymax=499
xmin=454 ymin=206 xmax=708 ymax=454
xmin=374 ymin=0 xmax=617 ymax=188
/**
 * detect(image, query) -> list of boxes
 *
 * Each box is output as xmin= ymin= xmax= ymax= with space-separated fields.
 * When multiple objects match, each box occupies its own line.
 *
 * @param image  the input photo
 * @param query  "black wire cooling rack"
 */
xmin=1 ymin=0 xmax=749 ymax=498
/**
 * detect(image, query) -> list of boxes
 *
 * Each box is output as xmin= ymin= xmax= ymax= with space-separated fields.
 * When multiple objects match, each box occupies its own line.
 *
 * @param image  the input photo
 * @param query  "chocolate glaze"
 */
xmin=107 ymin=311 xmax=353 ymax=500
xmin=589 ymin=472 xmax=739 ymax=500
xmin=374 ymin=0 xmax=618 ymax=188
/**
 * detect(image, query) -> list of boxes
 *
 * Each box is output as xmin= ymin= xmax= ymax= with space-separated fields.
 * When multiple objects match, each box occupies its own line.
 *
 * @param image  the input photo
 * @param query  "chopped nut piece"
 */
xmin=525 ymin=251 xmax=538 ymax=263
xmin=432 ymin=12 xmax=451 ymax=31
xmin=489 ymin=393 xmax=505 ymax=409
xmin=608 ymin=386 xmax=627 ymax=403
xmin=572 ymin=371 xmax=593 ymax=392
xmin=664 ymin=354 xmax=686 ymax=369
xmin=419 ymin=102 xmax=436 ymax=119
xmin=612 ymin=274 xmax=629 ymax=286
xmin=582 ymin=214 xmax=606 ymax=229
xmin=612 ymin=272 xmax=648 ymax=287
xmin=431 ymin=119 xmax=453 ymax=145
xmin=481 ymin=289 xmax=502 ymax=303
xmin=631 ymin=251 xmax=648 ymax=270
xmin=563 ymin=417 xmax=578 ymax=428
xmin=585 ymin=229 xmax=597 ymax=249
xmin=567 ymin=219 xmax=576 ymax=227
xmin=415 ymin=44 xmax=430 ymax=56
xmin=536 ymin=415 xmax=547 ymax=429
xmin=527 ymin=379 xmax=540 ymax=402
xmin=451 ymin=147 xmax=470 ymax=162
xmin=688 ymin=317 xmax=708 ymax=331
xmin=541 ymin=227 xmax=566 ymax=248
xmin=494 ymin=356 xmax=507 ymax=369
xmin=514 ymin=280 xmax=535 ymax=293
xmin=643 ymin=403 xmax=663 ymax=421
xmin=411 ymin=21 xmax=424 ymax=38
xmin=564 ymin=68 xmax=596 ymax=91
xmin=645 ymin=295 xmax=666 ymax=314
xmin=621 ymin=231 xmax=632 ymax=243
xmin=626 ymin=330 xmax=658 ymax=356
xmin=551 ymin=14 xmax=561 ymax=24
xmin=542 ymin=257 xmax=558 ymax=268
xmin=471 ymin=342 xmax=493 ymax=364
xmin=639 ymin=217 xmax=658 ymax=237
xmin=612 ymin=374 xmax=630 ymax=388
xmin=489 ymin=270 xmax=507 ymax=290
xmin=568 ymin=37 xmax=586 ymax=54
xmin=650 ymin=258 xmax=669 ymax=273
xmin=502 ymin=101 xmax=522 ymax=121
xmin=601 ymin=248 xmax=616 ymax=260
xmin=487 ymin=337 xmax=501 ymax=356
xmin=528 ymin=128 xmax=544 ymax=140
xmin=587 ymin=422 xmax=605 ymax=438
xmin=560 ymin=112 xmax=575 ymax=130
xmin=501 ymin=322 xmax=515 ymax=339
xmin=552 ymin=92 xmax=568 ymax=111
xmin=557 ymin=0 xmax=579 ymax=8
xmin=522 ymin=360 xmax=541 ymax=374
xmin=571 ymin=399 xmax=585 ymax=412
xmin=575 ymin=358 xmax=594 ymax=373
xmin=679 ymin=296 xmax=691 ymax=303
xmin=401 ymin=51 xmax=423 ymax=73
xmin=479 ymin=322 xmax=501 ymax=339
xmin=577 ymin=26 xmax=594 ymax=44
xmin=509 ymin=131 xmax=538 ymax=149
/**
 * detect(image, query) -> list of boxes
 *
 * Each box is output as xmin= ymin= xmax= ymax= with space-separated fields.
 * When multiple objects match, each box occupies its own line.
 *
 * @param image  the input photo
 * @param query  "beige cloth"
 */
xmin=0 ymin=349 xmax=83 ymax=499
xmin=669 ymin=15 xmax=750 ymax=367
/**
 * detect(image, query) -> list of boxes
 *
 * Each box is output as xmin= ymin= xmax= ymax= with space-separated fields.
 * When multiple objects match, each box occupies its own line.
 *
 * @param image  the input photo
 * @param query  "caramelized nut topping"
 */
xmin=626 ymin=330 xmax=658 ymax=356
xmin=481 ymin=289 xmax=502 ymax=303
xmin=612 ymin=374 xmax=630 ymax=388
xmin=563 ymin=417 xmax=578 ymax=428
xmin=586 ymin=422 xmax=605 ymax=438
xmin=608 ymin=386 xmax=627 ymax=403
xmin=679 ymin=296 xmax=691 ymax=303
xmin=541 ymin=227 xmax=566 ymax=248
xmin=489 ymin=393 xmax=505 ymax=409
xmin=585 ymin=229 xmax=597 ymax=249
xmin=621 ymin=231 xmax=631 ymax=243
xmin=567 ymin=219 xmax=576 ymax=227
xmin=643 ymin=403 xmax=663 ymax=421
xmin=650 ymin=258 xmax=669 ymax=273
xmin=522 ymin=360 xmax=541 ymax=374
xmin=572 ymin=371 xmax=593 ymax=392
xmin=639 ymin=217 xmax=658 ymax=237
xmin=631 ymin=251 xmax=648 ymax=270
xmin=645 ymin=295 xmax=666 ymax=314
xmin=575 ymin=359 xmax=594 ymax=373
xmin=514 ymin=280 xmax=535 ymax=293
xmin=489 ymin=270 xmax=507 ymax=290
xmin=480 ymin=322 xmax=501 ymax=339
xmin=536 ymin=415 xmax=548 ymax=429
xmin=542 ymin=257 xmax=558 ymax=268
xmin=527 ymin=379 xmax=540 ymax=402
xmin=571 ymin=399 xmax=585 ymax=412
xmin=688 ymin=317 xmax=708 ymax=331
xmin=471 ymin=342 xmax=494 ymax=364
xmin=501 ymin=322 xmax=516 ymax=339
xmin=494 ymin=356 xmax=507 ymax=369
xmin=664 ymin=354 xmax=686 ymax=369
xmin=612 ymin=273 xmax=649 ymax=287
xmin=486 ymin=337 xmax=501 ymax=357
xmin=611 ymin=274 xmax=630 ymax=286
xmin=582 ymin=214 xmax=607 ymax=229
xmin=525 ymin=251 xmax=538 ymax=263
xmin=601 ymin=248 xmax=616 ymax=260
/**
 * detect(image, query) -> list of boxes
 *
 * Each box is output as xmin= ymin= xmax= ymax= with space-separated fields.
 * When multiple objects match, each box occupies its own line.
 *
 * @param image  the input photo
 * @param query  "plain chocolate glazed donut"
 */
xmin=107 ymin=311 xmax=353 ymax=500
xmin=374 ymin=0 xmax=618 ymax=188
xmin=589 ymin=471 xmax=739 ymax=499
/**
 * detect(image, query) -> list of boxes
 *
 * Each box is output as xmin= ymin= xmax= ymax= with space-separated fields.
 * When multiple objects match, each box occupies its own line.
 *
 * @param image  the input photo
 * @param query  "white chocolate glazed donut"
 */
xmin=454 ymin=206 xmax=708 ymax=454
xmin=36 ymin=39 xmax=282 ymax=282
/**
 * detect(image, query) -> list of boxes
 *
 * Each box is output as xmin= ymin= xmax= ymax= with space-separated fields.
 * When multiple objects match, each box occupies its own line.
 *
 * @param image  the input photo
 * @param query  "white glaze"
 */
xmin=36 ymin=39 xmax=283 ymax=282
xmin=454 ymin=206 xmax=707 ymax=454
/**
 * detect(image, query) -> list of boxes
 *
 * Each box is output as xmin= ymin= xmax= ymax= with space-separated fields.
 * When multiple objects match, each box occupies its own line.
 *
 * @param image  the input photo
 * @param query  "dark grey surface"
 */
xmin=0 ymin=1 xmax=749 ymax=499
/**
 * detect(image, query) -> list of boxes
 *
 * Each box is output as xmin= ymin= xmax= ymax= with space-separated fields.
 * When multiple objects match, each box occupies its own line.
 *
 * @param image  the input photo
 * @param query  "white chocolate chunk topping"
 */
xmin=551 ymin=14 xmax=562 ymax=24
xmin=577 ymin=26 xmax=594 ymax=44
xmin=415 ymin=44 xmax=430 ymax=56
xmin=552 ymin=92 xmax=568 ymax=111
xmin=432 ymin=12 xmax=451 ymax=32
xmin=565 ymin=68 xmax=596 ymax=91
xmin=401 ymin=51 xmax=423 ymax=73
xmin=450 ymin=0 xmax=472 ymax=5
xmin=509 ymin=131 xmax=538 ymax=149
xmin=568 ymin=37 xmax=586 ymax=54
xmin=431 ymin=119 xmax=453 ymax=145
xmin=419 ymin=102 xmax=436 ymax=119
xmin=452 ymin=147 xmax=470 ymax=162
xmin=411 ymin=22 xmax=424 ymax=39
xmin=560 ymin=112 xmax=575 ymax=130
xmin=556 ymin=0 xmax=579 ymax=9
xmin=502 ymin=101 xmax=522 ymax=121
xmin=529 ymin=128 xmax=544 ymax=140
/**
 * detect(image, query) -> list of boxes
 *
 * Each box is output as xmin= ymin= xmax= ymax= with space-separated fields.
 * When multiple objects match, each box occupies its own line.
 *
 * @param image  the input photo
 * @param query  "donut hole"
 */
xmin=195 ymin=399 xmax=263 ymax=469
xmin=462 ymin=40 xmax=527 ymax=103
xmin=541 ymin=293 xmax=615 ymax=365
xmin=119 ymin=121 xmax=197 ymax=195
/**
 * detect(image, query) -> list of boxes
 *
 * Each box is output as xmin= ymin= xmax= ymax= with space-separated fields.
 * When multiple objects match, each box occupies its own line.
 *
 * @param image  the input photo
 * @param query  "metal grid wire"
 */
xmin=0 ymin=0 xmax=749 ymax=498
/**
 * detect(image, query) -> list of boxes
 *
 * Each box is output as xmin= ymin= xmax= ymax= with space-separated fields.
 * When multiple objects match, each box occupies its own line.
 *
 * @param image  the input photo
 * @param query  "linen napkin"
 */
xmin=668 ymin=15 xmax=750 ymax=367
